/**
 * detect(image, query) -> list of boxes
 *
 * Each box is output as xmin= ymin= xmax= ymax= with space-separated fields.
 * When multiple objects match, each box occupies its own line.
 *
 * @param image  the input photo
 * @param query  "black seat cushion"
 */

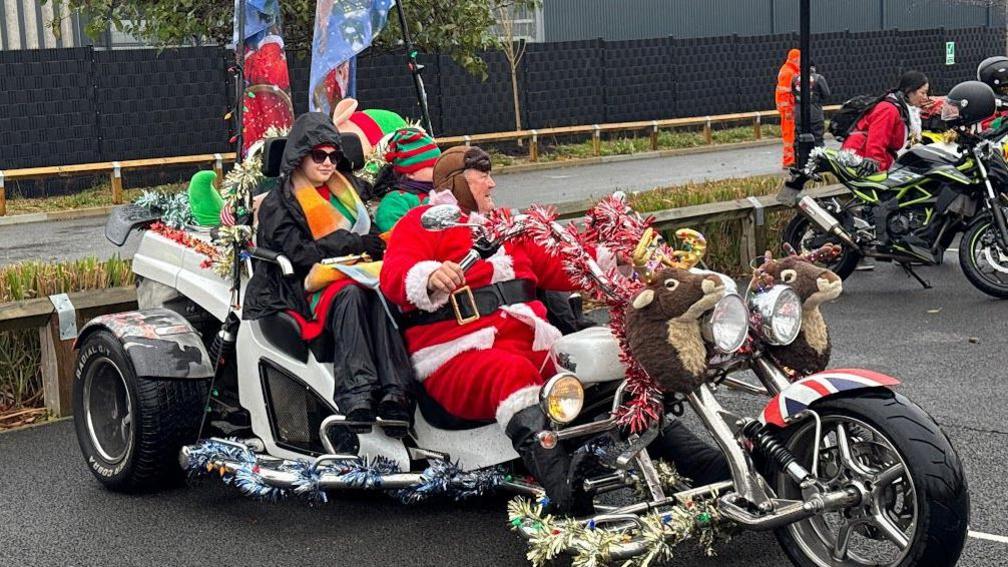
xmin=258 ymin=312 xmax=334 ymax=364
xmin=418 ymin=389 xmax=495 ymax=431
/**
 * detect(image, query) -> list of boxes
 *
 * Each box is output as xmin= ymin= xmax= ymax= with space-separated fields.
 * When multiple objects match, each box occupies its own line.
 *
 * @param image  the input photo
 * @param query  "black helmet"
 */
xmin=942 ymin=81 xmax=996 ymax=127
xmin=977 ymin=56 xmax=1008 ymax=93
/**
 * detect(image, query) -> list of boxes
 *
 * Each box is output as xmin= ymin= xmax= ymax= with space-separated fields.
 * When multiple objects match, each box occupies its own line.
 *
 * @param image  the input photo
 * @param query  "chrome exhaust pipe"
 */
xmin=797 ymin=196 xmax=859 ymax=249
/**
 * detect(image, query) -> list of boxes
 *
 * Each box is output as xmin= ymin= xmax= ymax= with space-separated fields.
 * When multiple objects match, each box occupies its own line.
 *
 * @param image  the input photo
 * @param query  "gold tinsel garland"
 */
xmin=211 ymin=126 xmax=289 ymax=279
xmin=507 ymin=461 xmax=726 ymax=567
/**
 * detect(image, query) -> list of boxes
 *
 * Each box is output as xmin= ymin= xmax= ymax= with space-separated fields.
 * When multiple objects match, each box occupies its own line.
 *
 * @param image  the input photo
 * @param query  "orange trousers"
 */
xmin=780 ymin=106 xmax=796 ymax=167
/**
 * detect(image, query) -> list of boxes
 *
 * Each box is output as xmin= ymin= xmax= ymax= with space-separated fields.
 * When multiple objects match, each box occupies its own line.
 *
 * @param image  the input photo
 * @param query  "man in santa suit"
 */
xmin=380 ymin=146 xmax=728 ymax=515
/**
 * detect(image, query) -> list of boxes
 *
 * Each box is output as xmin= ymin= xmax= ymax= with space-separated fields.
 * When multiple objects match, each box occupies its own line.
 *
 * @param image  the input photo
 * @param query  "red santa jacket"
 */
xmin=380 ymin=205 xmax=578 ymax=380
xmin=841 ymin=98 xmax=908 ymax=172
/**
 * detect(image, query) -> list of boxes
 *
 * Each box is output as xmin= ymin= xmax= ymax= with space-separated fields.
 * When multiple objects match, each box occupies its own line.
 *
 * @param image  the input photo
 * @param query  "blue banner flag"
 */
xmin=309 ymin=0 xmax=396 ymax=115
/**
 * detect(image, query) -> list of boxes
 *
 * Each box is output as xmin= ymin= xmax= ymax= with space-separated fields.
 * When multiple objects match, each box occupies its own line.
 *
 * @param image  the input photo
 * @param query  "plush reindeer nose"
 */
xmin=632 ymin=289 xmax=655 ymax=309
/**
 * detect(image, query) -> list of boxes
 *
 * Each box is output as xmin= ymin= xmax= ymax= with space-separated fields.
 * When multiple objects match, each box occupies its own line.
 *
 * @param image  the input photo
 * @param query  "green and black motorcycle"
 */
xmin=781 ymin=82 xmax=1008 ymax=298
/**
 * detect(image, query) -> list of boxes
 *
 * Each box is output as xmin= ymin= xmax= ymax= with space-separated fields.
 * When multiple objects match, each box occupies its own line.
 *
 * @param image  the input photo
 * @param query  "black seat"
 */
xmin=258 ymin=312 xmax=334 ymax=364
xmin=417 ymin=389 xmax=494 ymax=431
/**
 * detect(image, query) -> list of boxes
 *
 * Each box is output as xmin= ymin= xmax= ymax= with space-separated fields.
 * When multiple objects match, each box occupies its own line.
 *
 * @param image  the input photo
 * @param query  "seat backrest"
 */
xmin=259 ymin=133 xmax=365 ymax=178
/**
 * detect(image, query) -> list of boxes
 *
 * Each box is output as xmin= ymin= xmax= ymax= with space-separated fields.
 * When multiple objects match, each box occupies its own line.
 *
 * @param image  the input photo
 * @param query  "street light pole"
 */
xmin=395 ymin=0 xmax=435 ymax=135
xmin=797 ymin=0 xmax=813 ymax=170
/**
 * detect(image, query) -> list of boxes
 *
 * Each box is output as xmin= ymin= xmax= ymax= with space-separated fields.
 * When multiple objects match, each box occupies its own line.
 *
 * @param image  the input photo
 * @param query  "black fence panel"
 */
xmin=524 ymin=39 xmax=606 ymax=128
xmin=602 ymin=37 xmax=676 ymax=122
xmin=673 ymin=35 xmax=740 ymax=117
xmin=2 ymin=26 xmax=1004 ymax=190
xmin=437 ymin=51 xmax=514 ymax=135
xmin=0 ymin=47 xmax=98 ymax=171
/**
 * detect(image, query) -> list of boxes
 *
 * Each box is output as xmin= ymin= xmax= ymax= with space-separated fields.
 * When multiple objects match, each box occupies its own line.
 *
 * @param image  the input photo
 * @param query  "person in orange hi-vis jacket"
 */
xmin=776 ymin=49 xmax=801 ymax=168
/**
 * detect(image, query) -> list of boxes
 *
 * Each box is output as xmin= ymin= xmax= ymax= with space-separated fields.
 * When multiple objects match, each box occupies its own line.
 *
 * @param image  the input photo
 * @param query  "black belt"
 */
xmin=403 ymin=279 xmax=537 ymax=327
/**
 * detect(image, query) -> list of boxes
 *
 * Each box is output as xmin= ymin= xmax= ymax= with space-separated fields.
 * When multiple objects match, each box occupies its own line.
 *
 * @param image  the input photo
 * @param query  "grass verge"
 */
xmin=0 ymin=258 xmax=134 ymax=429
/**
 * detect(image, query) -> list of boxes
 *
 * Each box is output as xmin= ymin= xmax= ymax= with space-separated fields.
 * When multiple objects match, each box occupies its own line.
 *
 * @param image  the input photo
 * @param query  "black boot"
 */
xmin=648 ymin=419 xmax=732 ymax=486
xmin=505 ymin=406 xmax=594 ymax=517
xmin=378 ymin=393 xmax=412 ymax=440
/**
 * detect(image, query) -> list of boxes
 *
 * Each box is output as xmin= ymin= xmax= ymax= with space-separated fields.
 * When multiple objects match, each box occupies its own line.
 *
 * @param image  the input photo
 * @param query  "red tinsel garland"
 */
xmin=149 ymin=222 xmax=221 ymax=270
xmin=484 ymin=200 xmax=664 ymax=432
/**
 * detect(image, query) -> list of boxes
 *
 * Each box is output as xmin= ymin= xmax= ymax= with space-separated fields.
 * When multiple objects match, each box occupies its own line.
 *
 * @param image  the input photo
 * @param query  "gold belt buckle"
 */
xmin=450 ymin=285 xmax=480 ymax=325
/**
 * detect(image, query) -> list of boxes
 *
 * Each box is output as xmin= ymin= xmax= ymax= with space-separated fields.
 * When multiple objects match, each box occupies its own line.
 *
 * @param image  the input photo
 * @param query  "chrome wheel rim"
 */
xmin=83 ymin=356 xmax=134 ymax=464
xmin=777 ymin=416 xmax=917 ymax=566
xmin=971 ymin=223 xmax=1008 ymax=283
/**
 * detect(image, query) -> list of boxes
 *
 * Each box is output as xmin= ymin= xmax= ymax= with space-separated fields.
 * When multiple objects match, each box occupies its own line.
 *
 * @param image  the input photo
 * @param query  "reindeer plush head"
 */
xmin=752 ymin=244 xmax=842 ymax=375
xmin=625 ymin=268 xmax=727 ymax=394
xmin=752 ymin=244 xmax=843 ymax=310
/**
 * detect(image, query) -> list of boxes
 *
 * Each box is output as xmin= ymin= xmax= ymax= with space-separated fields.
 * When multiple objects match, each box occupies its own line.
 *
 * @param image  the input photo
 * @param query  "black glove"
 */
xmin=855 ymin=158 xmax=879 ymax=178
xmin=361 ymin=234 xmax=386 ymax=261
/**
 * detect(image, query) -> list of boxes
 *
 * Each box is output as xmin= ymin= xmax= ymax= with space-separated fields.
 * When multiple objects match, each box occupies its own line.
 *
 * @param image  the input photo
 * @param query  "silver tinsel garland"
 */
xmin=183 ymin=439 xmax=508 ymax=505
xmin=135 ymin=190 xmax=193 ymax=229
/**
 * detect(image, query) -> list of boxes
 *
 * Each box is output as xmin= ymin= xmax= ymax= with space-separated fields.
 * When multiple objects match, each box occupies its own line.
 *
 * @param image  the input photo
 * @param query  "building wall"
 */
xmin=542 ymin=0 xmax=1002 ymax=42
xmin=0 ymin=0 xmax=80 ymax=50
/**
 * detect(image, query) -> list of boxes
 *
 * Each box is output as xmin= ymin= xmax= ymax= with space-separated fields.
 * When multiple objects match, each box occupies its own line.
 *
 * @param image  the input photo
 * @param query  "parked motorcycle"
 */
xmin=74 ymin=166 xmax=968 ymax=565
xmin=782 ymin=82 xmax=1008 ymax=297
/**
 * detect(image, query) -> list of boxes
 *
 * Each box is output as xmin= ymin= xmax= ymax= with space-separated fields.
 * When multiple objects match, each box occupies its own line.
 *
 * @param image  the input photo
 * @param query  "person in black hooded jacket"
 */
xmin=244 ymin=112 xmax=415 ymax=436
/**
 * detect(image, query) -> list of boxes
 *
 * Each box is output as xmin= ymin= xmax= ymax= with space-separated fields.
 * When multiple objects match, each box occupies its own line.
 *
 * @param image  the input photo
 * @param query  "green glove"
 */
xmin=187 ymin=170 xmax=224 ymax=226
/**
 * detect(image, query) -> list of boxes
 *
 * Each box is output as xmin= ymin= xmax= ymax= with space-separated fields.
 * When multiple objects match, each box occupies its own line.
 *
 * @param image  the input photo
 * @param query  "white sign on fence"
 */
xmin=946 ymin=41 xmax=956 ymax=66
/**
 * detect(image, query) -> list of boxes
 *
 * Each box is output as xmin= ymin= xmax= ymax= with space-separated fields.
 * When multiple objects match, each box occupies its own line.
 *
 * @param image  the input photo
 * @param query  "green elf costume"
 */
xmin=373 ymin=127 xmax=442 ymax=233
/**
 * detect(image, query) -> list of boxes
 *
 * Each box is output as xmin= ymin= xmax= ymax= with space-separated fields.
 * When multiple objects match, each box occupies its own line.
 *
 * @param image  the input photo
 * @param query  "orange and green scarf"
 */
xmin=291 ymin=170 xmax=368 ymax=239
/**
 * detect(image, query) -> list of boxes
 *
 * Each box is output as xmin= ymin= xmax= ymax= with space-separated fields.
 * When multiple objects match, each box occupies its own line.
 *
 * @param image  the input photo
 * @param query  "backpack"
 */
xmin=828 ymin=95 xmax=880 ymax=142
xmin=829 ymin=94 xmax=911 ymax=142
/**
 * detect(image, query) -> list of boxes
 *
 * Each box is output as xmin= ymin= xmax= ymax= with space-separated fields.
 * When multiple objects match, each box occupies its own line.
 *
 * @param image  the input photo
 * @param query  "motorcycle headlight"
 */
xmin=748 ymin=285 xmax=803 ymax=346
xmin=702 ymin=293 xmax=748 ymax=354
xmin=539 ymin=373 xmax=584 ymax=425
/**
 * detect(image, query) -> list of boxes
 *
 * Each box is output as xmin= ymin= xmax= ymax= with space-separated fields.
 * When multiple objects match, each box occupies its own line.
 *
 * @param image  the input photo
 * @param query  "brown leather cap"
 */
xmin=432 ymin=145 xmax=491 ymax=213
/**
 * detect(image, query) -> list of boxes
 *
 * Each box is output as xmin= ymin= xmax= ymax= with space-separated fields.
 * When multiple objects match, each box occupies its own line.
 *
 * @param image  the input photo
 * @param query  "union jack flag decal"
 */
xmin=759 ymin=369 xmax=901 ymax=428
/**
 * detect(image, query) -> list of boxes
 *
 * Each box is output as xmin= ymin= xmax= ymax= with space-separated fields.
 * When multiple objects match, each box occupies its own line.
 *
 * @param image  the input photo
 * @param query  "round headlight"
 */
xmin=539 ymin=373 xmax=585 ymax=425
xmin=748 ymin=285 xmax=803 ymax=345
xmin=702 ymin=293 xmax=748 ymax=353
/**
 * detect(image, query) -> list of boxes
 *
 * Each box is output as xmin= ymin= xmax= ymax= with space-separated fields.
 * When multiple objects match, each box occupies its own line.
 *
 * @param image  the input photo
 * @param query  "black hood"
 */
xmin=280 ymin=112 xmax=342 ymax=177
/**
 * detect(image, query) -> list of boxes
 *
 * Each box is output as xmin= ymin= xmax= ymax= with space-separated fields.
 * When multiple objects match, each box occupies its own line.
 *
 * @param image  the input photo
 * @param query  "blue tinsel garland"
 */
xmin=184 ymin=439 xmax=507 ymax=505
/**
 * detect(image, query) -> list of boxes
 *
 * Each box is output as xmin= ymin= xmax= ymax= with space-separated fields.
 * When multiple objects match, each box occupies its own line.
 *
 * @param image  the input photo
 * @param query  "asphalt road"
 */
xmin=2 ymin=253 xmax=1007 ymax=566
xmin=0 ymin=144 xmax=784 ymax=265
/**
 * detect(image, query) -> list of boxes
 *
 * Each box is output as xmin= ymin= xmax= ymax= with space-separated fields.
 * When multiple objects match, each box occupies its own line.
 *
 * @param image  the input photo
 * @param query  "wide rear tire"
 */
xmin=73 ymin=330 xmax=209 ymax=492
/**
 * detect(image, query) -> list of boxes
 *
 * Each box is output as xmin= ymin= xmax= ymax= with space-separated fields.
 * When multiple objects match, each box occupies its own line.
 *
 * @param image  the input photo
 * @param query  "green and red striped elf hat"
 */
xmin=383 ymin=127 xmax=442 ymax=175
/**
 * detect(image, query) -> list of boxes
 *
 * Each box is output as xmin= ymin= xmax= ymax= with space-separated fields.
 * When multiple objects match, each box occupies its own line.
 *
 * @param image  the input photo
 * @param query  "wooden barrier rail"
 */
xmin=0 ymin=184 xmax=847 ymax=419
xmin=0 ymin=105 xmax=841 ymax=216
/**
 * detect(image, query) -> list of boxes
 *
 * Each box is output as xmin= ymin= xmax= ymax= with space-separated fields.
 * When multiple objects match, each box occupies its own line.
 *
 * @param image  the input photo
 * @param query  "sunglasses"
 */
xmin=309 ymin=149 xmax=341 ymax=165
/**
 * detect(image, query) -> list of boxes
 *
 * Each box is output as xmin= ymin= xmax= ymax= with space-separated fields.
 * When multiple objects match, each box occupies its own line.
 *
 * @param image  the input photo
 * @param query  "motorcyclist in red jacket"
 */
xmin=842 ymin=71 xmax=930 ymax=173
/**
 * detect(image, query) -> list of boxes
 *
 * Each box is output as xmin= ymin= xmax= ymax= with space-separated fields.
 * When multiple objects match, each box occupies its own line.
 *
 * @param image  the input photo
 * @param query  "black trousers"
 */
xmin=326 ymin=286 xmax=416 ymax=413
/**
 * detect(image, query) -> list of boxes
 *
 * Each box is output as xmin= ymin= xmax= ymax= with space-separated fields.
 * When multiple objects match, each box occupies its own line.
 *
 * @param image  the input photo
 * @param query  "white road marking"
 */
xmin=969 ymin=530 xmax=1008 ymax=544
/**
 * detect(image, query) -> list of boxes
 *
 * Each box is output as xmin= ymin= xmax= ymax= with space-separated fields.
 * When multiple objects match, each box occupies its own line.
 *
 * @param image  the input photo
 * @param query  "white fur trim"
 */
xmin=411 ymin=327 xmax=497 ymax=381
xmin=427 ymin=189 xmax=457 ymax=206
xmin=405 ymin=261 xmax=451 ymax=312
xmin=501 ymin=303 xmax=563 ymax=351
xmin=495 ymin=385 xmax=541 ymax=426
xmin=487 ymin=248 xmax=515 ymax=283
